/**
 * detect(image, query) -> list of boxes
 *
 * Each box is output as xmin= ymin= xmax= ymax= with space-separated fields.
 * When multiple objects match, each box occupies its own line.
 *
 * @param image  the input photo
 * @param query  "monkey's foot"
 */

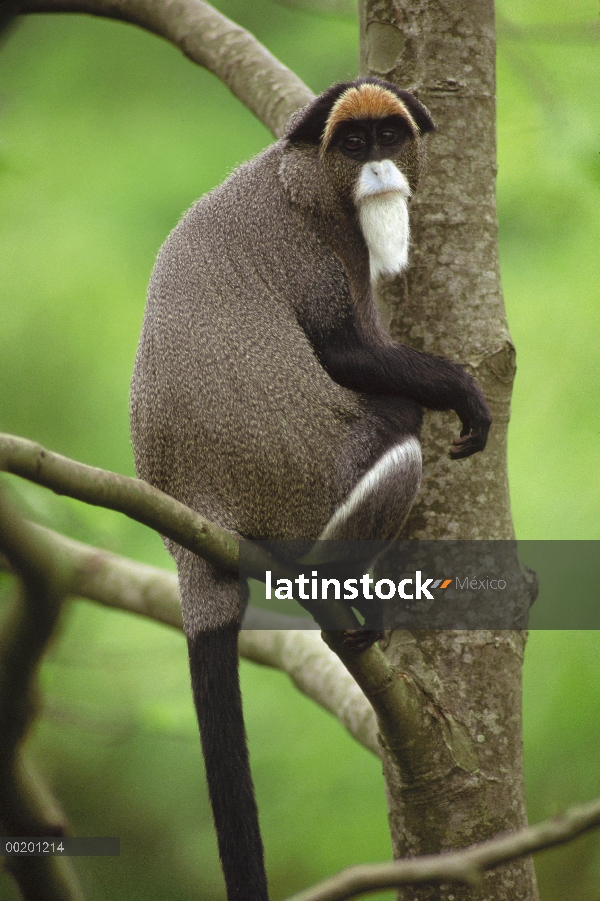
xmin=342 ymin=629 xmax=384 ymax=652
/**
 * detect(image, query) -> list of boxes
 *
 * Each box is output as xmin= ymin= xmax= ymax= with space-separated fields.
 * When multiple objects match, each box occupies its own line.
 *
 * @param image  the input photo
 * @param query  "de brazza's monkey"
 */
xmin=130 ymin=77 xmax=491 ymax=901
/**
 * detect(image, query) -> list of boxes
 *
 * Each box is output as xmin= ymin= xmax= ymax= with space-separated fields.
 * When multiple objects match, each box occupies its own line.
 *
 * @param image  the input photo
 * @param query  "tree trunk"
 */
xmin=360 ymin=1 xmax=539 ymax=898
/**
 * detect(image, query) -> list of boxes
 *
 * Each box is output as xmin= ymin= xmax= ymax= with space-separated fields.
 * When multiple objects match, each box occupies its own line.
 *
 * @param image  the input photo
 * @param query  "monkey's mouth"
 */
xmin=367 ymin=188 xmax=403 ymax=200
xmin=354 ymin=160 xmax=412 ymax=204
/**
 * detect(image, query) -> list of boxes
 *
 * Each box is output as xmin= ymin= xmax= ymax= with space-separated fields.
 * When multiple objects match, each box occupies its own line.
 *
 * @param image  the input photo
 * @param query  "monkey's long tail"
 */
xmin=187 ymin=627 xmax=269 ymax=901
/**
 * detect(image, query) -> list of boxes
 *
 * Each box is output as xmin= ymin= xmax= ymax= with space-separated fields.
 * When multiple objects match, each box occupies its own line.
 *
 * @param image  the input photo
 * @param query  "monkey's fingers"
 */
xmin=449 ymin=433 xmax=481 ymax=459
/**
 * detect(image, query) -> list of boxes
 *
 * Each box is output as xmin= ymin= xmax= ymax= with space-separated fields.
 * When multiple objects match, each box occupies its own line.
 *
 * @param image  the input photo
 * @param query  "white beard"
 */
xmin=355 ymin=160 xmax=412 ymax=284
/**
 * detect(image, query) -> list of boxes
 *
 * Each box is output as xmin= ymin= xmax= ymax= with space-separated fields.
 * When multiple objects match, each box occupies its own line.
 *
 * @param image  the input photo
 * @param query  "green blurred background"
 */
xmin=0 ymin=1 xmax=598 ymax=899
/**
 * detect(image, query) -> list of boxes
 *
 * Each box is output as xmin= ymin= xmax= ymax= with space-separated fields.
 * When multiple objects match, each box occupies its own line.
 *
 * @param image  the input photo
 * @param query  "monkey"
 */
xmin=130 ymin=77 xmax=492 ymax=901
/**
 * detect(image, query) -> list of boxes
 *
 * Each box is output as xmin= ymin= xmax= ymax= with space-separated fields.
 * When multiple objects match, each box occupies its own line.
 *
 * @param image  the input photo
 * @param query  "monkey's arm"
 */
xmin=312 ymin=317 xmax=492 ymax=459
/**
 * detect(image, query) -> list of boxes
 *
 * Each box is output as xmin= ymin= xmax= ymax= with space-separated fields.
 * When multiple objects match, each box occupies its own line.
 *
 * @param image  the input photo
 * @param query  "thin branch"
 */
xmin=0 ymin=435 xmax=357 ymax=629
xmin=6 ymin=514 xmax=599 ymax=901
xmin=0 ymin=437 xmax=463 ymax=773
xmin=285 ymin=796 xmax=600 ymax=901
xmin=6 ymin=0 xmax=314 ymax=137
xmin=0 ymin=432 xmax=240 ymax=574
xmin=0 ymin=433 xmax=450 ymax=764
xmin=0 ymin=521 xmax=380 ymax=755
xmin=0 ymin=523 xmax=317 ymax=630
xmin=29 ymin=525 xmax=321 ymax=631
xmin=0 ymin=523 xmax=184 ymax=628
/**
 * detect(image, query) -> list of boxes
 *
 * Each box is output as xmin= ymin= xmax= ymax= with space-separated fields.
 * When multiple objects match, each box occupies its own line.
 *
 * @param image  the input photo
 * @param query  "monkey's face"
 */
xmin=324 ymin=115 xmax=414 ymax=203
xmin=283 ymin=78 xmax=435 ymax=276
xmin=320 ymin=116 xmax=414 ymax=280
xmin=315 ymin=81 xmax=432 ymax=203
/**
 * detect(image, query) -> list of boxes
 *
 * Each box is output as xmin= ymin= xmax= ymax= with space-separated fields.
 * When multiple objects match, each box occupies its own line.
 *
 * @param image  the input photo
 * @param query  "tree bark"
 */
xmin=360 ymin=1 xmax=538 ymax=898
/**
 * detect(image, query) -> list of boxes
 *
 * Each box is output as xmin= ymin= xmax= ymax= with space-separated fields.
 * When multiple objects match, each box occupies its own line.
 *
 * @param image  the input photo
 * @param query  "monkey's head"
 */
xmin=287 ymin=78 xmax=434 ymax=195
xmin=282 ymin=78 xmax=435 ymax=280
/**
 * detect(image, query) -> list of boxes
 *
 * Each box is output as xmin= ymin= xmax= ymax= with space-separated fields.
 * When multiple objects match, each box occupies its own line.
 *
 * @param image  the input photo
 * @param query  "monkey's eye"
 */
xmin=379 ymin=129 xmax=399 ymax=146
xmin=343 ymin=135 xmax=366 ymax=152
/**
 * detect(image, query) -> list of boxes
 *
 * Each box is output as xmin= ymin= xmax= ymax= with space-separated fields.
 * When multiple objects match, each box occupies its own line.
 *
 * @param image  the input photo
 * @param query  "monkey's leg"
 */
xmin=177 ymin=551 xmax=269 ymax=901
xmin=321 ymin=435 xmax=422 ymax=543
xmin=315 ymin=436 xmax=422 ymax=649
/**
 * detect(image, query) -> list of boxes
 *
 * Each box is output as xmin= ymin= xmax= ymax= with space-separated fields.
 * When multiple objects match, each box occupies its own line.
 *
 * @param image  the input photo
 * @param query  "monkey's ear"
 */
xmin=394 ymin=90 xmax=436 ymax=135
xmin=285 ymin=82 xmax=355 ymax=145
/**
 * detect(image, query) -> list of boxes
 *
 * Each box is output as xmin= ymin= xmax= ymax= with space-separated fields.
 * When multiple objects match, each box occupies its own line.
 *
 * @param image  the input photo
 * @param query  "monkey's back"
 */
xmin=131 ymin=144 xmax=375 ymax=540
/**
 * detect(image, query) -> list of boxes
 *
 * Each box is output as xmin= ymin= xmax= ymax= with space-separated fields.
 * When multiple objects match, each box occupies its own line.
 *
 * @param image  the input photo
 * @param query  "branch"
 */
xmin=0 ymin=522 xmax=317 ymax=630
xmin=0 ymin=522 xmax=380 ymax=756
xmin=0 ymin=432 xmax=240 ymax=574
xmin=2 ymin=432 xmax=457 ymax=771
xmin=285 ymin=796 xmax=600 ymax=901
xmin=6 ymin=0 xmax=314 ymax=137
xmin=0 ymin=484 xmax=84 ymax=900
xmin=0 ymin=436 xmax=463 ymax=772
xmin=0 ymin=435 xmax=356 ymax=629
xmin=0 ymin=435 xmax=456 ymax=767
xmin=235 ymin=631 xmax=380 ymax=757
xmin=6 ymin=514 xmax=598 ymax=901
xmin=3 ymin=501 xmax=598 ymax=901
xmin=320 ymin=629 xmax=478 ymax=779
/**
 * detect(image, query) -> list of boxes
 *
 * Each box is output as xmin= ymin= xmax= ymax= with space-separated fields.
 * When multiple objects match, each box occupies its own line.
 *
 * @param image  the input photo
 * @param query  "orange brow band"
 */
xmin=321 ymin=83 xmax=418 ymax=152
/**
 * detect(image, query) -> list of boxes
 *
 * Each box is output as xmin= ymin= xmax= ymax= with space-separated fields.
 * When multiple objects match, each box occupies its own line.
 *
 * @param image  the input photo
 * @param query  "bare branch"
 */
xmin=0 ymin=507 xmax=423 ymax=764
xmin=0 ymin=523 xmax=317 ymax=630
xmin=0 ymin=432 xmax=442 ymax=761
xmin=6 ymin=508 xmax=596 ymax=901
xmin=238 ymin=631 xmax=380 ymax=757
xmin=285 ymin=796 xmax=600 ymax=901
xmin=0 ymin=433 xmax=445 ymax=764
xmin=0 ymin=521 xmax=380 ymax=755
xmin=0 ymin=435 xmax=357 ymax=629
xmin=0 ymin=432 xmax=242 ymax=574
xmin=2 ymin=427 xmax=459 ymax=777
xmin=11 ymin=524 xmax=184 ymax=629
xmin=6 ymin=0 xmax=314 ymax=137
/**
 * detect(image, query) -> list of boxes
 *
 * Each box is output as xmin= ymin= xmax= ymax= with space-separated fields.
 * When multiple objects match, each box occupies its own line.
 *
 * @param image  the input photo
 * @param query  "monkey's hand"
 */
xmin=342 ymin=629 xmax=384 ymax=651
xmin=450 ymin=390 xmax=492 ymax=460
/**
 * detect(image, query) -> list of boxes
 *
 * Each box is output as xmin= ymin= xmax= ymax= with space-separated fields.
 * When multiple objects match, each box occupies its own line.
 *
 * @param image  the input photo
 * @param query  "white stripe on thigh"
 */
xmin=318 ymin=436 xmax=422 ymax=542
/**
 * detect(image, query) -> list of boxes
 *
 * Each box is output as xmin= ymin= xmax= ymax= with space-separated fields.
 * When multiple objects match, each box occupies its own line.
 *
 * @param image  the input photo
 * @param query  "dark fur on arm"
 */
xmin=311 ymin=316 xmax=492 ymax=458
